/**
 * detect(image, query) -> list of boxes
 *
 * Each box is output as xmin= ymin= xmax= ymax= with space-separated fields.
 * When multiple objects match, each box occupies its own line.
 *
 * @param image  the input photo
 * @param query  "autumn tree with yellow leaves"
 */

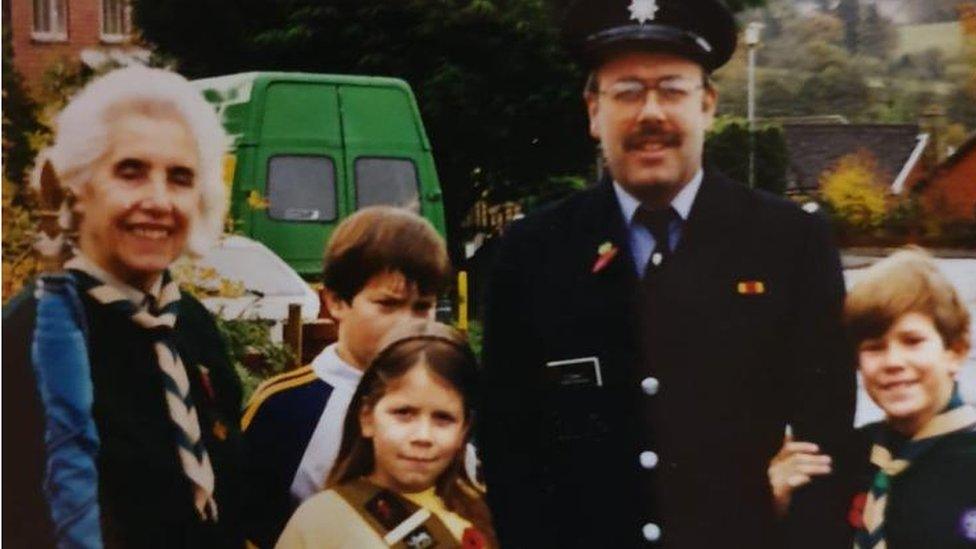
xmin=820 ymin=150 xmax=890 ymax=233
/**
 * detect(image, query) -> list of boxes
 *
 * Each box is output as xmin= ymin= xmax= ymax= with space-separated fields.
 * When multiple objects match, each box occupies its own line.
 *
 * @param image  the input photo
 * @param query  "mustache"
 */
xmin=623 ymin=127 xmax=681 ymax=150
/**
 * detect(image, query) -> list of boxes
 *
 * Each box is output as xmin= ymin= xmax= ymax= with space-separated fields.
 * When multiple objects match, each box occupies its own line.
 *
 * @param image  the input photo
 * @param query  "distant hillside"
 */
xmin=894 ymin=21 xmax=965 ymax=57
xmin=871 ymin=0 xmax=966 ymax=24
xmin=794 ymin=0 xmax=970 ymax=24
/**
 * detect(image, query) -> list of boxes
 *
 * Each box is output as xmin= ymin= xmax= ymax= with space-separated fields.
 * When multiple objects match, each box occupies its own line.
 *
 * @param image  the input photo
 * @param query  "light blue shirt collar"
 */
xmin=612 ymin=170 xmax=704 ymax=277
xmin=612 ymin=168 xmax=703 ymax=224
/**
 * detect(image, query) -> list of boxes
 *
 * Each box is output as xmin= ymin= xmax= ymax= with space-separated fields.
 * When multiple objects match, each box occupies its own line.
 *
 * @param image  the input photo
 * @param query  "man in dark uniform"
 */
xmin=479 ymin=1 xmax=856 ymax=547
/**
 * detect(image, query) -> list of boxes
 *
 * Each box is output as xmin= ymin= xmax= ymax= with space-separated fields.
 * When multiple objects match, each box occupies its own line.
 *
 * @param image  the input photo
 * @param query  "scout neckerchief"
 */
xmin=65 ymin=258 xmax=218 ymax=522
xmin=334 ymin=478 xmax=460 ymax=548
xmin=855 ymin=387 xmax=976 ymax=549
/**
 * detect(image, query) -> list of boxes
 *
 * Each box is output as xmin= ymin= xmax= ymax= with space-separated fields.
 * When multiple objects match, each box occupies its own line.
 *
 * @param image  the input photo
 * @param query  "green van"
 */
xmin=194 ymin=72 xmax=447 ymax=277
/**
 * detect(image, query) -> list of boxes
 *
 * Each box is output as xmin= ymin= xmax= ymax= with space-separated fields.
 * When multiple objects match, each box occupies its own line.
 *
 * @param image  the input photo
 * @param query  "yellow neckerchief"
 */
xmin=402 ymin=486 xmax=473 ymax=541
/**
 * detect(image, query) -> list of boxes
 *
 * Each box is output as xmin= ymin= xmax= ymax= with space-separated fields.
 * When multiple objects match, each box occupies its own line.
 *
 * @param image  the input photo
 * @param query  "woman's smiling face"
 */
xmin=76 ymin=112 xmax=200 ymax=291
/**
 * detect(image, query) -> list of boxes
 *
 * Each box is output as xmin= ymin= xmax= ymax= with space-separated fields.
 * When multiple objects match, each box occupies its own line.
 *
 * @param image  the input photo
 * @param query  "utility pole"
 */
xmin=745 ymin=22 xmax=764 ymax=189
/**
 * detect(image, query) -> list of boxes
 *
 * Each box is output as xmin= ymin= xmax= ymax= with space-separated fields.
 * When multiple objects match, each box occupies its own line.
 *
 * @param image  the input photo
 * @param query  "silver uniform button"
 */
xmin=641 ymin=377 xmax=660 ymax=395
xmin=639 ymin=451 xmax=659 ymax=469
xmin=642 ymin=522 xmax=662 ymax=542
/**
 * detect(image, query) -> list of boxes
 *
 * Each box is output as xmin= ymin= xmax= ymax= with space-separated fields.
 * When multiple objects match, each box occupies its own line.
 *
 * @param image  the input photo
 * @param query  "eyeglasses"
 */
xmin=598 ymin=78 xmax=704 ymax=108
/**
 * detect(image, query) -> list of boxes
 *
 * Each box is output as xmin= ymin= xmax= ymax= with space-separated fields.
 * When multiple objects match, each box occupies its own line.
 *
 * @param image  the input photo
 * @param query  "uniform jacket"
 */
xmin=2 ymin=281 xmax=244 ymax=549
xmin=240 ymin=364 xmax=339 ymax=548
xmin=276 ymin=480 xmax=479 ymax=549
xmin=480 ymin=171 xmax=856 ymax=548
xmin=851 ymin=421 xmax=976 ymax=548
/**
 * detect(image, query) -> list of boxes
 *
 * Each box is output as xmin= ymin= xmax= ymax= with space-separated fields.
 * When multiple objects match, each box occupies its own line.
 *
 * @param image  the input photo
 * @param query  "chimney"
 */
xmin=919 ymin=104 xmax=948 ymax=167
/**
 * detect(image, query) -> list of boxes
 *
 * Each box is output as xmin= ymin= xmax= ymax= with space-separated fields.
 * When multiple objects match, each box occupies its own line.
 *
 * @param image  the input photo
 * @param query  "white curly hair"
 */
xmin=39 ymin=65 xmax=228 ymax=256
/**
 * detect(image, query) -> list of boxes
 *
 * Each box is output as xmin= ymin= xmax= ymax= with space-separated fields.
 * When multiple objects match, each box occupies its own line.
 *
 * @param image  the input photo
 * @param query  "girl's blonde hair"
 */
xmin=327 ymin=320 xmax=497 ymax=546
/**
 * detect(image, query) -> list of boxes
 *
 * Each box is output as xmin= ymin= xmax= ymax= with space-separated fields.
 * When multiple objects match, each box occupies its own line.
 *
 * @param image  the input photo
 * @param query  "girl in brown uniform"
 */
xmin=277 ymin=320 xmax=496 ymax=548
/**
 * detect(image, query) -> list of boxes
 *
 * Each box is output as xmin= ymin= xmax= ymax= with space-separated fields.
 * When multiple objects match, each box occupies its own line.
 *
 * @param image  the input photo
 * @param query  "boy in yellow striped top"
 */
xmin=240 ymin=206 xmax=451 ymax=548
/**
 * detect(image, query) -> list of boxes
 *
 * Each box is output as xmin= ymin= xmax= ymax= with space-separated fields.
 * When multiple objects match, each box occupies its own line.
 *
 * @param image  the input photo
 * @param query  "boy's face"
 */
xmin=858 ymin=312 xmax=967 ymax=435
xmin=326 ymin=270 xmax=436 ymax=370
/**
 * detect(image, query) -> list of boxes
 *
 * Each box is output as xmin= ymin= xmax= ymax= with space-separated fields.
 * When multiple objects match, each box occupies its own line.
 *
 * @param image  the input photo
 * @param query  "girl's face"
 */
xmin=859 ymin=312 xmax=966 ymax=436
xmin=361 ymin=362 xmax=468 ymax=493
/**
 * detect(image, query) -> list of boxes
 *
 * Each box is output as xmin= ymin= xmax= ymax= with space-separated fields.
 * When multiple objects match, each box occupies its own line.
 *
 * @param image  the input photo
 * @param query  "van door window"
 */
xmin=267 ymin=155 xmax=337 ymax=222
xmin=354 ymin=157 xmax=420 ymax=213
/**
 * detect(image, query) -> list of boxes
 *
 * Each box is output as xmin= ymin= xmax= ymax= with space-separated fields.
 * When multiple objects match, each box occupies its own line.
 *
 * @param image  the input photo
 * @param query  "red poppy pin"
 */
xmin=198 ymin=365 xmax=216 ymax=402
xmin=591 ymin=241 xmax=619 ymax=274
xmin=848 ymin=492 xmax=868 ymax=529
xmin=212 ymin=420 xmax=228 ymax=441
xmin=461 ymin=527 xmax=487 ymax=549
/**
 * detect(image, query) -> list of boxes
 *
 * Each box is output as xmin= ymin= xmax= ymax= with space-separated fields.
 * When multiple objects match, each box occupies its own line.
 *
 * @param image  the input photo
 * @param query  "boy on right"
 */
xmin=770 ymin=248 xmax=976 ymax=548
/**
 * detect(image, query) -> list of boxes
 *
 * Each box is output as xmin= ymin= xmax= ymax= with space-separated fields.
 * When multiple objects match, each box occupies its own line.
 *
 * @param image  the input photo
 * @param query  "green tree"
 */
xmin=705 ymin=118 xmax=789 ymax=195
xmin=796 ymin=65 xmax=871 ymax=119
xmin=948 ymin=85 xmax=976 ymax=129
xmin=858 ymin=4 xmax=897 ymax=60
xmin=758 ymin=10 xmax=846 ymax=70
xmin=2 ymin=27 xmax=46 ymax=187
xmin=836 ymin=0 xmax=859 ymax=52
xmin=135 ymin=0 xmax=594 ymax=244
xmin=757 ymin=76 xmax=797 ymax=118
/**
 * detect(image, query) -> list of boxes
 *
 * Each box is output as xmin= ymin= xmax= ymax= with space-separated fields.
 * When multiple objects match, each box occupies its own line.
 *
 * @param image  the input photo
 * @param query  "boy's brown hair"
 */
xmin=322 ymin=206 xmax=451 ymax=302
xmin=844 ymin=247 xmax=970 ymax=350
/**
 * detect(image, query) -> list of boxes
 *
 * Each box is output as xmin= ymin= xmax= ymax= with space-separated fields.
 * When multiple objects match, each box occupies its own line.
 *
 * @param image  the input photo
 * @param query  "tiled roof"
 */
xmin=783 ymin=124 xmax=923 ymax=191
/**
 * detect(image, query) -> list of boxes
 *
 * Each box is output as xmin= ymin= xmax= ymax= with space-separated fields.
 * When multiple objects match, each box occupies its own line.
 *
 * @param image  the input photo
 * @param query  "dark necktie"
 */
xmin=634 ymin=206 xmax=677 ymax=274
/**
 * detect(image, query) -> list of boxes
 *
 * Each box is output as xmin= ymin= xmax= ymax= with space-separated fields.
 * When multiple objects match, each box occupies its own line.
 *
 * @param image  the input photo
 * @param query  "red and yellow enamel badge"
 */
xmin=592 ymin=241 xmax=619 ymax=274
xmin=736 ymin=280 xmax=766 ymax=295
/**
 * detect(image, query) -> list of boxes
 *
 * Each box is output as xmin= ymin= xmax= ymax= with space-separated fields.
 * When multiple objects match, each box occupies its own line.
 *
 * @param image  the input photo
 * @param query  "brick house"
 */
xmin=912 ymin=133 xmax=976 ymax=223
xmin=3 ymin=0 xmax=149 ymax=98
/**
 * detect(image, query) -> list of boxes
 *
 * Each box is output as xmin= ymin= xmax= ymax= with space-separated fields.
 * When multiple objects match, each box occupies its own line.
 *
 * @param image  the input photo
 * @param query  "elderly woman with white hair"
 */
xmin=3 ymin=66 xmax=244 ymax=548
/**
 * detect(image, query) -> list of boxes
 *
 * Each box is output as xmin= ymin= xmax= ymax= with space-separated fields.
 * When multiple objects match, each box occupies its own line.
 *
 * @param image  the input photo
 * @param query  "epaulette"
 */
xmin=241 ymin=366 xmax=318 ymax=430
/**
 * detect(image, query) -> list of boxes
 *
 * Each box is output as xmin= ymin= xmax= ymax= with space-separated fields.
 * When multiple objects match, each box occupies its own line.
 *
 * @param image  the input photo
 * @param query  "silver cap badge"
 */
xmin=628 ymin=0 xmax=660 ymax=24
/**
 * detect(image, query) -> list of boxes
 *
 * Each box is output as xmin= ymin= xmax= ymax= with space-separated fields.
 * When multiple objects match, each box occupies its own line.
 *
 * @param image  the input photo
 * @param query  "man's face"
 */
xmin=326 ymin=270 xmax=437 ymax=370
xmin=858 ymin=312 xmax=966 ymax=436
xmin=76 ymin=113 xmax=201 ymax=291
xmin=586 ymin=51 xmax=717 ymax=206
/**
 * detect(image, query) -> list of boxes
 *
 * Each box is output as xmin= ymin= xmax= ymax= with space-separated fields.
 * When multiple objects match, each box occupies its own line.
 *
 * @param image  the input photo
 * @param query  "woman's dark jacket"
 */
xmin=2 ymin=281 xmax=244 ymax=548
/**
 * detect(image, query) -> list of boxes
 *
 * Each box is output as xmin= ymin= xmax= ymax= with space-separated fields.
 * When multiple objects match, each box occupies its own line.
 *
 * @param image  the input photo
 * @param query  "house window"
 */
xmin=101 ymin=0 xmax=131 ymax=43
xmin=32 ymin=0 xmax=68 ymax=42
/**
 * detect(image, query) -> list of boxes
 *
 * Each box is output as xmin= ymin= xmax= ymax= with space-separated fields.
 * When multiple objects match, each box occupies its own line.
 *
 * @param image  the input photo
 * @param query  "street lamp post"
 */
xmin=745 ymin=22 xmax=764 ymax=189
